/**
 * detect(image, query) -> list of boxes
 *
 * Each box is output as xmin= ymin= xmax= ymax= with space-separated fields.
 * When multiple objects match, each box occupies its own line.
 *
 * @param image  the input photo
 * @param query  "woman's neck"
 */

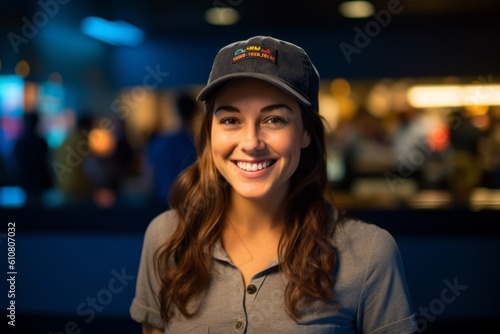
xmin=225 ymin=192 xmax=286 ymax=235
xmin=223 ymin=195 xmax=285 ymax=285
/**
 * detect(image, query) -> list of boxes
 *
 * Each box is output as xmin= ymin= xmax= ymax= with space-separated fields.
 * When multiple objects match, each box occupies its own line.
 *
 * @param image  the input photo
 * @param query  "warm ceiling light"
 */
xmin=205 ymin=7 xmax=240 ymax=25
xmin=407 ymin=84 xmax=500 ymax=108
xmin=339 ymin=1 xmax=374 ymax=18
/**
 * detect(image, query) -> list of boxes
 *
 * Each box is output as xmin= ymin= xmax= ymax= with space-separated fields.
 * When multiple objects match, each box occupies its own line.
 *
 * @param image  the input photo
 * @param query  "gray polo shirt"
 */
xmin=130 ymin=210 xmax=418 ymax=333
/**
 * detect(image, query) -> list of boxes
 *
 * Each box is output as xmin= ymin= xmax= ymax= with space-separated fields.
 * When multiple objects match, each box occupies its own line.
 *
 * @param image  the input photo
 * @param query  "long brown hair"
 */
xmin=156 ymin=97 xmax=341 ymax=323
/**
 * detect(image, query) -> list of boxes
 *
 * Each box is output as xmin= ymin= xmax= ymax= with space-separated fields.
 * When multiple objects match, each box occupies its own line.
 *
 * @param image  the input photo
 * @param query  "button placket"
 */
xmin=244 ymin=277 xmax=264 ymax=316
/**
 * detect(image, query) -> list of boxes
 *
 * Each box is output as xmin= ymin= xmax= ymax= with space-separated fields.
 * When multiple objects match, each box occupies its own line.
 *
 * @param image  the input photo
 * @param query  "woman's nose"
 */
xmin=240 ymin=125 xmax=265 ymax=152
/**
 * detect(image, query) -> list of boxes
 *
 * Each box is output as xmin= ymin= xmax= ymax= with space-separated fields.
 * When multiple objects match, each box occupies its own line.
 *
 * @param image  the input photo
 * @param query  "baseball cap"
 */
xmin=196 ymin=36 xmax=320 ymax=112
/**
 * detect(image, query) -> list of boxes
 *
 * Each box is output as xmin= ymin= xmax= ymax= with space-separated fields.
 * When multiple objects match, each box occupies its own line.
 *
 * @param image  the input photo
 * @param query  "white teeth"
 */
xmin=237 ymin=161 xmax=272 ymax=171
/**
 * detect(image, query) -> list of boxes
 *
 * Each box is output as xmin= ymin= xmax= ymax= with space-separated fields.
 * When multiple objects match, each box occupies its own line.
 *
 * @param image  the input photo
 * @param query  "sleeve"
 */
xmin=356 ymin=228 xmax=419 ymax=334
xmin=129 ymin=213 xmax=170 ymax=330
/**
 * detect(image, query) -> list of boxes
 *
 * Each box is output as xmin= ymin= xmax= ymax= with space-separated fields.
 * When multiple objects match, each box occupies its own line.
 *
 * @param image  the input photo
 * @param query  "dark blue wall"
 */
xmin=1 ymin=207 xmax=499 ymax=333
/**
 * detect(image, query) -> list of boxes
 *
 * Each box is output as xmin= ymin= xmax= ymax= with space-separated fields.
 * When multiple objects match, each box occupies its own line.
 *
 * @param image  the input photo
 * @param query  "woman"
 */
xmin=130 ymin=36 xmax=418 ymax=333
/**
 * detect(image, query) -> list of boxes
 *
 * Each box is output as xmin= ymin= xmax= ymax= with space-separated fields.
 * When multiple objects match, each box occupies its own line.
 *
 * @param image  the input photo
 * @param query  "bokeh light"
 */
xmin=15 ymin=60 xmax=30 ymax=78
xmin=88 ymin=128 xmax=116 ymax=157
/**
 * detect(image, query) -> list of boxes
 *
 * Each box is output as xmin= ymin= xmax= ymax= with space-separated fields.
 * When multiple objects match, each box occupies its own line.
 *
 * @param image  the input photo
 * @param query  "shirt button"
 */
xmin=246 ymin=284 xmax=257 ymax=294
xmin=235 ymin=320 xmax=244 ymax=329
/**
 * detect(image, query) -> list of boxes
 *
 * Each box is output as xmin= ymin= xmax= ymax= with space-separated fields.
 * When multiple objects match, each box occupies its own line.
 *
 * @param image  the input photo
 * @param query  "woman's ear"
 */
xmin=301 ymin=130 xmax=311 ymax=148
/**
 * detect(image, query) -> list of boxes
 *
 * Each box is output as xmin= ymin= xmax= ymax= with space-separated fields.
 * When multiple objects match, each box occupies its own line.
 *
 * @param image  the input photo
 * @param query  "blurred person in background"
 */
xmin=109 ymin=118 xmax=135 ymax=192
xmin=84 ymin=117 xmax=134 ymax=191
xmin=494 ymin=121 xmax=500 ymax=189
xmin=448 ymin=108 xmax=484 ymax=207
xmin=83 ymin=117 xmax=136 ymax=207
xmin=0 ymin=155 xmax=7 ymax=187
xmin=146 ymin=92 xmax=198 ymax=206
xmin=14 ymin=112 xmax=52 ymax=205
xmin=483 ymin=118 xmax=500 ymax=189
xmin=53 ymin=114 xmax=96 ymax=203
xmin=392 ymin=108 xmax=428 ymax=186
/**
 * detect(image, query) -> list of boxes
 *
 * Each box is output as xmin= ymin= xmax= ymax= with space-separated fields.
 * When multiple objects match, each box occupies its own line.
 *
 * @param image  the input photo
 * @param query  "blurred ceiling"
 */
xmin=92 ymin=0 xmax=500 ymax=33
xmin=1 ymin=0 xmax=500 ymax=84
xmin=2 ymin=0 xmax=500 ymax=36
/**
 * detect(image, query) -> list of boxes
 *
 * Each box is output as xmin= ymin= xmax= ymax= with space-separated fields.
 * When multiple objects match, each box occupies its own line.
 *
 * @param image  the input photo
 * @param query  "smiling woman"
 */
xmin=211 ymin=78 xmax=310 ymax=205
xmin=130 ymin=36 xmax=419 ymax=334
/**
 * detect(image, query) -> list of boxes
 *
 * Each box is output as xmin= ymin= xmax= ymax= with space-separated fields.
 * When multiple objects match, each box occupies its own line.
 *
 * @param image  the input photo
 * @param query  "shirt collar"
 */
xmin=211 ymin=238 xmax=280 ymax=270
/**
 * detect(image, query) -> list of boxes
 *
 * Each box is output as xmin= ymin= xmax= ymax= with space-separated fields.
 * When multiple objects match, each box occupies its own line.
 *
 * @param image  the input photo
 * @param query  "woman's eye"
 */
xmin=266 ymin=117 xmax=287 ymax=125
xmin=220 ymin=118 xmax=239 ymax=125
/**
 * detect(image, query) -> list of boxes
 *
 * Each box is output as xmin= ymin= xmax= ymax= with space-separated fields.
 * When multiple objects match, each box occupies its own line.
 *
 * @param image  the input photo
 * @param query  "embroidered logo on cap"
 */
xmin=232 ymin=45 xmax=277 ymax=64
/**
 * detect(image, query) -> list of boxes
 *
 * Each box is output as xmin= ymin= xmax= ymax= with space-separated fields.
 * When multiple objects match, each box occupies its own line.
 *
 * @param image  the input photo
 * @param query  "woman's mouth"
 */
xmin=234 ymin=160 xmax=276 ymax=172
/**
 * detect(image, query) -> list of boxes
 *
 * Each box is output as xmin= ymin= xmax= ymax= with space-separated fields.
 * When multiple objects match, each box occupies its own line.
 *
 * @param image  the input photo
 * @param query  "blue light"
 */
xmin=38 ymin=81 xmax=65 ymax=114
xmin=0 ymin=186 xmax=26 ymax=208
xmin=46 ymin=127 xmax=67 ymax=149
xmin=0 ymin=75 xmax=24 ymax=117
xmin=81 ymin=16 xmax=144 ymax=47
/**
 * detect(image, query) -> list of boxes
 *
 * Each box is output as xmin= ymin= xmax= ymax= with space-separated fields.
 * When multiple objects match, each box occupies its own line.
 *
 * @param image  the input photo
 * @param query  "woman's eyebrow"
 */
xmin=214 ymin=105 xmax=240 ymax=114
xmin=214 ymin=103 xmax=294 ymax=114
xmin=261 ymin=103 xmax=294 ymax=114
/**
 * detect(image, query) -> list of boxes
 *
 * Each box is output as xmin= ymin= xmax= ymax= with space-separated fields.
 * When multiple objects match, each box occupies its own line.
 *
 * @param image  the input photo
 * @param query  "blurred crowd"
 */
xmin=327 ymin=105 xmax=500 ymax=208
xmin=1 ymin=91 xmax=199 ymax=209
xmin=2 ymin=91 xmax=500 ymax=209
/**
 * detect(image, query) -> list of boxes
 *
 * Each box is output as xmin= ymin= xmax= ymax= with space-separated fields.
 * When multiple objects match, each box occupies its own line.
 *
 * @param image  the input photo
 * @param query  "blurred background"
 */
xmin=1 ymin=0 xmax=499 ymax=333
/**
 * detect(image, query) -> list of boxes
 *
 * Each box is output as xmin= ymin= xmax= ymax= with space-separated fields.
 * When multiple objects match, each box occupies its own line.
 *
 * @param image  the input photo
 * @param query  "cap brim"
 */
xmin=196 ymin=73 xmax=312 ymax=108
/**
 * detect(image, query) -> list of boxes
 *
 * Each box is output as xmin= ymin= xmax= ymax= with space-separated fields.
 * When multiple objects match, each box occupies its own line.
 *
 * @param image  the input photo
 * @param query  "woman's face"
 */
xmin=211 ymin=78 xmax=311 ymax=203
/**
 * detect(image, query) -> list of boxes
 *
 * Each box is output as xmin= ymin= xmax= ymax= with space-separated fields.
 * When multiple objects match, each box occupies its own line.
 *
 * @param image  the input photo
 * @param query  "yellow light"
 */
xmin=15 ymin=60 xmax=30 ymax=78
xmin=471 ymin=188 xmax=500 ymax=210
xmin=407 ymin=84 xmax=500 ymax=108
xmin=24 ymin=81 xmax=39 ymax=112
xmin=338 ymin=97 xmax=357 ymax=121
xmin=205 ymin=7 xmax=240 ymax=25
xmin=89 ymin=128 xmax=115 ymax=157
xmin=119 ymin=87 xmax=157 ymax=148
xmin=339 ymin=1 xmax=374 ymax=18
xmin=465 ymin=104 xmax=489 ymax=116
xmin=330 ymin=78 xmax=351 ymax=97
xmin=319 ymin=94 xmax=340 ymax=132
xmin=366 ymin=81 xmax=392 ymax=117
